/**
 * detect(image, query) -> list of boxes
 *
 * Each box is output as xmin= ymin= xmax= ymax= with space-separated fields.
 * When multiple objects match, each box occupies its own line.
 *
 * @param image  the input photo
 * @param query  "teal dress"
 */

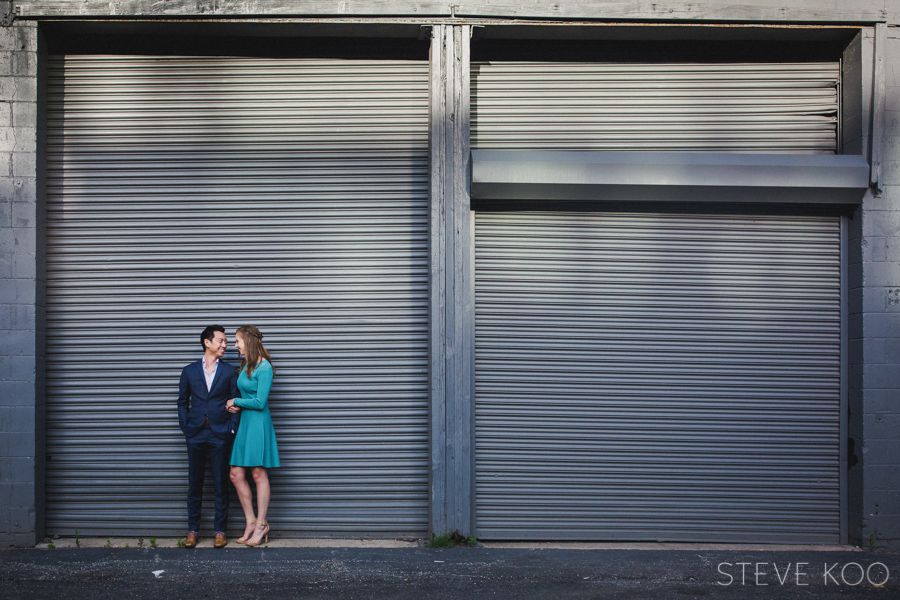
xmin=230 ymin=359 xmax=280 ymax=468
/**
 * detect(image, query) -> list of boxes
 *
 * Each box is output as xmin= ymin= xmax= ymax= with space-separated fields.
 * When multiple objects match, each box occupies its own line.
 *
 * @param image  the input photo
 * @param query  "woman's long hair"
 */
xmin=236 ymin=325 xmax=274 ymax=378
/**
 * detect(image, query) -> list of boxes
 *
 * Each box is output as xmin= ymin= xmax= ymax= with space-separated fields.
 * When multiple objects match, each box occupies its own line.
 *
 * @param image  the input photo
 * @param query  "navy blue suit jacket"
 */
xmin=178 ymin=359 xmax=240 ymax=439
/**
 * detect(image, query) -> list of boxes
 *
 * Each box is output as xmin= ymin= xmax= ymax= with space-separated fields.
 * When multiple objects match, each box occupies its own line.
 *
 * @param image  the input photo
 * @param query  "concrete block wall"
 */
xmin=855 ymin=28 xmax=900 ymax=551
xmin=0 ymin=21 xmax=40 ymax=547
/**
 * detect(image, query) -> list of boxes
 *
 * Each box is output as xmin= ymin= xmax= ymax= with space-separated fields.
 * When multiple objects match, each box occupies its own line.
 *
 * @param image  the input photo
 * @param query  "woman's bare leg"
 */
xmin=246 ymin=467 xmax=270 ymax=544
xmin=229 ymin=466 xmax=256 ymax=540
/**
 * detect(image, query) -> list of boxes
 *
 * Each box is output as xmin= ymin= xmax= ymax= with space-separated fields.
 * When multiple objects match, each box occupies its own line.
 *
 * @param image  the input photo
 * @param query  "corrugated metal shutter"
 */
xmin=45 ymin=55 xmax=430 ymax=537
xmin=474 ymin=211 xmax=841 ymax=542
xmin=472 ymin=62 xmax=839 ymax=153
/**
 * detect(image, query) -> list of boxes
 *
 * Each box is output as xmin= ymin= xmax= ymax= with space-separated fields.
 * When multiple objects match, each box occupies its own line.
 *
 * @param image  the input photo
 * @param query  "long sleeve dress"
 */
xmin=230 ymin=359 xmax=280 ymax=468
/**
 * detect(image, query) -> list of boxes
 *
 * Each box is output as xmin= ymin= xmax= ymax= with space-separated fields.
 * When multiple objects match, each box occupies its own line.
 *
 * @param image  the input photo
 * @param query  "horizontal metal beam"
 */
xmin=471 ymin=151 xmax=871 ymax=205
xmin=15 ymin=1 xmax=895 ymax=24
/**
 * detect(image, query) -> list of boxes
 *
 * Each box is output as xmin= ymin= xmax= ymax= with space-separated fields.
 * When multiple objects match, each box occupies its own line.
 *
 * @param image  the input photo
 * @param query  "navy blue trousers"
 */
xmin=185 ymin=425 xmax=232 ymax=533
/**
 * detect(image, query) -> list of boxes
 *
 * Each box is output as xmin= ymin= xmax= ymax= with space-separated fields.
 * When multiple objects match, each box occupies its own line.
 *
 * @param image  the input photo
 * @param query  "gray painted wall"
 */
xmin=0 ymin=21 xmax=40 ymax=547
xmin=0 ymin=0 xmax=898 ymax=549
xmin=850 ymin=27 xmax=900 ymax=552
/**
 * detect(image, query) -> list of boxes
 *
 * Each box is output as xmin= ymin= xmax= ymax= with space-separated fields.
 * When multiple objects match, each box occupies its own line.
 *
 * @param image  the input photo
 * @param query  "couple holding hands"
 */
xmin=177 ymin=325 xmax=280 ymax=548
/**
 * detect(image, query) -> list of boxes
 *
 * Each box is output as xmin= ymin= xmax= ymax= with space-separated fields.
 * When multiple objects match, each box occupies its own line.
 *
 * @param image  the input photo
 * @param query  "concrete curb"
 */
xmin=35 ymin=537 xmax=423 ymax=550
xmin=32 ymin=538 xmax=863 ymax=552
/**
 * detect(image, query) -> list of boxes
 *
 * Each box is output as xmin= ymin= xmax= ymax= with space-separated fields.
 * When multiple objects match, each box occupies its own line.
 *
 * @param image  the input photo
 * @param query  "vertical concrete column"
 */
xmin=857 ymin=26 xmax=900 ymax=552
xmin=848 ymin=24 xmax=900 ymax=552
xmin=429 ymin=23 xmax=474 ymax=538
xmin=0 ymin=20 xmax=41 ymax=547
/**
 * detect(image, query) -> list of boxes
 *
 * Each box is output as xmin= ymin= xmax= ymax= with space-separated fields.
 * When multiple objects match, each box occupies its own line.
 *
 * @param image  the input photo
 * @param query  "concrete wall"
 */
xmin=851 ymin=27 xmax=900 ymax=551
xmin=0 ymin=20 xmax=40 ymax=547
xmin=15 ymin=0 xmax=900 ymax=25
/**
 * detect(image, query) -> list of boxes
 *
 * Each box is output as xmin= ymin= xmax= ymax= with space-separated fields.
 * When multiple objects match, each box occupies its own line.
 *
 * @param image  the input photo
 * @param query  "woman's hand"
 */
xmin=227 ymin=398 xmax=240 ymax=413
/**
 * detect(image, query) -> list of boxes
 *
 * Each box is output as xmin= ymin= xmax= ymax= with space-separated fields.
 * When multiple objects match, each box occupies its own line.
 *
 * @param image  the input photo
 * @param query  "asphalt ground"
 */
xmin=1 ymin=545 xmax=898 ymax=600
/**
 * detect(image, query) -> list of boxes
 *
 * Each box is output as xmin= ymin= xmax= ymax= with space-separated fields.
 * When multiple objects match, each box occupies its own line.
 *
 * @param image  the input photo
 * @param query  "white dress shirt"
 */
xmin=202 ymin=357 xmax=219 ymax=392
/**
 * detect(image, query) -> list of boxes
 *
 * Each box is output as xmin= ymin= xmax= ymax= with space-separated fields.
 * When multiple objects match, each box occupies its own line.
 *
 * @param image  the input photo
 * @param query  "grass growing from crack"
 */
xmin=427 ymin=532 xmax=477 ymax=548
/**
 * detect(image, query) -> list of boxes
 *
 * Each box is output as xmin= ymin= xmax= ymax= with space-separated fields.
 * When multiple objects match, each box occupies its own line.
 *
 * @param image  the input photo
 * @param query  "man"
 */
xmin=177 ymin=325 xmax=240 ymax=548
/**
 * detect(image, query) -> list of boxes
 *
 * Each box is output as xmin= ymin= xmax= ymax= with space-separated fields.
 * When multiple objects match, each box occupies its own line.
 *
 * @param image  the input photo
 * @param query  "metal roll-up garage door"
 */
xmin=472 ymin=62 xmax=839 ymax=153
xmin=472 ymin=60 xmax=843 ymax=542
xmin=475 ymin=212 xmax=842 ymax=542
xmin=45 ymin=55 xmax=430 ymax=536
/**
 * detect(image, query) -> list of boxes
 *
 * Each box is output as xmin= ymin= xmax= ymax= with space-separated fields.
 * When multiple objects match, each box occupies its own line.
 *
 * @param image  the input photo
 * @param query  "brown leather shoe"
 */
xmin=183 ymin=531 xmax=198 ymax=548
xmin=214 ymin=532 xmax=227 ymax=548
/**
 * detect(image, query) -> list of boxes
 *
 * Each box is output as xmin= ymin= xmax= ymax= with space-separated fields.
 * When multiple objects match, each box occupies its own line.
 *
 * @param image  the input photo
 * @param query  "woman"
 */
xmin=227 ymin=325 xmax=280 ymax=546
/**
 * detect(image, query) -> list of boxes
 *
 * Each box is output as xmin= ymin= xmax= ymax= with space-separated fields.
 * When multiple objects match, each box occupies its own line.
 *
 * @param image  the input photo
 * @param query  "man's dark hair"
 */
xmin=201 ymin=325 xmax=225 ymax=350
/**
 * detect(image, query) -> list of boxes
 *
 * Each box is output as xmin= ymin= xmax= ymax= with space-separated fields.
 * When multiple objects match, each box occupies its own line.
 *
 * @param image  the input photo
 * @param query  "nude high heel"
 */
xmin=246 ymin=520 xmax=269 ymax=547
xmin=236 ymin=518 xmax=257 ymax=544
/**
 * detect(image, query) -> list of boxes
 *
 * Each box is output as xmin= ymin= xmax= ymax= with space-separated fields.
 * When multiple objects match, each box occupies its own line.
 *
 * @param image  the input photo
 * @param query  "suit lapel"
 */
xmin=193 ymin=360 xmax=210 ymax=399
